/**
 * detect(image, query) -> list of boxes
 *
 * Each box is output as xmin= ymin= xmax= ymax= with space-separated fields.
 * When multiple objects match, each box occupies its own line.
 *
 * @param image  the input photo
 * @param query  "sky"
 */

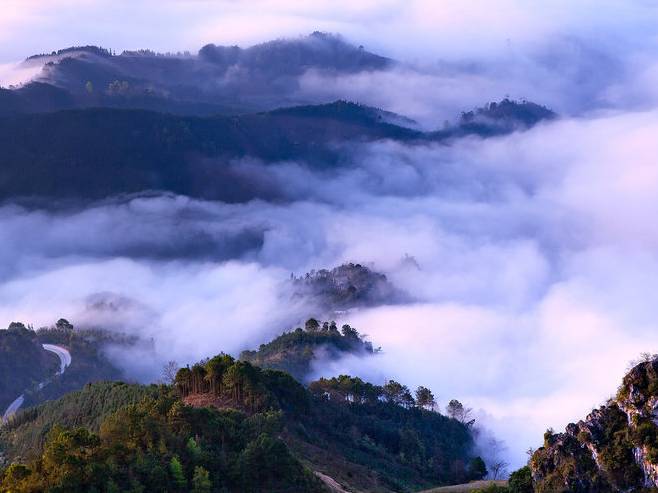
xmin=1 ymin=0 xmax=657 ymax=63
xmin=3 ymin=0 xmax=658 ymax=471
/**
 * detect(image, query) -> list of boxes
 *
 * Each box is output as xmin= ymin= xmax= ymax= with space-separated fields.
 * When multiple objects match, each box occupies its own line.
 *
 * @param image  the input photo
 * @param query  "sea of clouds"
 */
xmin=4 ymin=0 xmax=658 ymax=469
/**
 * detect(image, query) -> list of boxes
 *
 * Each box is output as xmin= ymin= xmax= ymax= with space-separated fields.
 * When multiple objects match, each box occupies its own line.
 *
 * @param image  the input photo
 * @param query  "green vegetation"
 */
xmin=0 ymin=323 xmax=58 ymax=411
xmin=0 ymin=387 xmax=321 ymax=492
xmin=240 ymin=319 xmax=378 ymax=382
xmin=28 ymin=321 xmax=127 ymax=407
xmin=0 ymin=319 xmax=127 ymax=415
xmin=1 ymin=351 xmax=483 ymax=492
xmin=0 ymin=97 xmax=554 ymax=202
xmin=0 ymin=382 xmax=159 ymax=460
xmin=0 ymin=318 xmax=145 ymax=436
xmin=507 ymin=467 xmax=532 ymax=493
xmin=291 ymin=263 xmax=400 ymax=311
xmin=529 ymin=356 xmax=658 ymax=492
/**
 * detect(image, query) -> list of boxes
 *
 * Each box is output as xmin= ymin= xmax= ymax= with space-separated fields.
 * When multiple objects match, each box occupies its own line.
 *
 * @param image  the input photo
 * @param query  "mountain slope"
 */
xmin=291 ymin=262 xmax=402 ymax=313
xmin=0 ymin=99 xmax=553 ymax=203
xmin=0 ymin=351 xmax=482 ymax=492
xmin=0 ymin=324 xmax=59 ymax=411
xmin=530 ymin=356 xmax=658 ymax=492
xmin=2 ymin=33 xmax=390 ymax=117
xmin=0 ymin=320 xmax=131 ymax=417
xmin=240 ymin=319 xmax=378 ymax=382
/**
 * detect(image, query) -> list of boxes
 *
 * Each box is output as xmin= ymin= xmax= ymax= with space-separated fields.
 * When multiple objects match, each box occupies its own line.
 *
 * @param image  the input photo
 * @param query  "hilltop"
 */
xmin=291 ymin=262 xmax=402 ymax=313
xmin=240 ymin=318 xmax=378 ymax=382
xmin=2 ymin=33 xmax=390 ymax=117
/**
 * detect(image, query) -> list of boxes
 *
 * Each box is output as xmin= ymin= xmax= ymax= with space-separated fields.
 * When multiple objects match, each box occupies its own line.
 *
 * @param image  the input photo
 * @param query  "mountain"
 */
xmin=0 ymin=351 xmax=482 ymax=492
xmin=1 ymin=33 xmax=390 ymax=117
xmin=530 ymin=356 xmax=658 ymax=492
xmin=0 ymin=101 xmax=419 ymax=203
xmin=291 ymin=262 xmax=403 ymax=313
xmin=0 ymin=320 xmax=130 ymax=419
xmin=240 ymin=318 xmax=378 ymax=382
xmin=0 ymin=324 xmax=59 ymax=411
xmin=0 ymin=99 xmax=553 ymax=204
xmin=432 ymin=99 xmax=556 ymax=139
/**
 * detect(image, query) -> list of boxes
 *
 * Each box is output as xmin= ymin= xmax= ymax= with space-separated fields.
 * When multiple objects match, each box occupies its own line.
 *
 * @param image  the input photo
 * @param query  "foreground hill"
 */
xmin=0 ymin=99 xmax=553 ymax=203
xmin=530 ymin=356 xmax=658 ymax=492
xmin=0 ymin=352 xmax=482 ymax=492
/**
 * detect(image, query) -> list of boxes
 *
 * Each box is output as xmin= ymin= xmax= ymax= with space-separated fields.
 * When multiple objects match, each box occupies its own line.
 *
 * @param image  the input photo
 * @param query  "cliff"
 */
xmin=531 ymin=357 xmax=658 ymax=492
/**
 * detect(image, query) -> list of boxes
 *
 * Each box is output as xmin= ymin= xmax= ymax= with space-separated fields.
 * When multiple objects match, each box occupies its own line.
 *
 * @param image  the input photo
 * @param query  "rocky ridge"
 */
xmin=531 ymin=358 xmax=658 ymax=492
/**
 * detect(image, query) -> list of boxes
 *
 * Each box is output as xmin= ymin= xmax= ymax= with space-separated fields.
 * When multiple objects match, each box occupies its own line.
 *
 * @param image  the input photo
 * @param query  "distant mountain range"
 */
xmin=0 ymin=99 xmax=553 ymax=203
xmin=2 ymin=33 xmax=390 ymax=117
xmin=0 ymin=33 xmax=555 ymax=204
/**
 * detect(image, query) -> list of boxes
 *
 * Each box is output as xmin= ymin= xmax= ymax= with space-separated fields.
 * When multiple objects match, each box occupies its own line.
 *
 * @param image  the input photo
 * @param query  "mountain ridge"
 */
xmin=0 ymin=99 xmax=554 ymax=204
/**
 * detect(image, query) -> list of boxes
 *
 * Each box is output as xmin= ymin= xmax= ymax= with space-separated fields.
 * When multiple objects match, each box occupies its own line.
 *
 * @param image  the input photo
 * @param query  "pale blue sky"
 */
xmin=2 ymin=0 xmax=656 ymax=63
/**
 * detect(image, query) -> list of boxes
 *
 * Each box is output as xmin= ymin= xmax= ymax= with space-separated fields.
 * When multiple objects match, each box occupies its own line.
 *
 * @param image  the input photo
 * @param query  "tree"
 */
xmin=446 ymin=399 xmax=474 ymax=425
xmin=415 ymin=386 xmax=436 ymax=410
xmin=305 ymin=318 xmax=320 ymax=332
xmin=383 ymin=380 xmax=413 ymax=407
xmin=7 ymin=321 xmax=27 ymax=331
xmin=341 ymin=324 xmax=359 ymax=339
xmin=55 ymin=318 xmax=74 ymax=331
xmin=1 ymin=464 xmax=32 ymax=491
xmin=41 ymin=427 xmax=104 ymax=490
xmin=191 ymin=466 xmax=212 ymax=493
xmin=508 ymin=465 xmax=533 ymax=493
xmin=174 ymin=367 xmax=192 ymax=396
xmin=468 ymin=456 xmax=488 ymax=480
xmin=205 ymin=353 xmax=234 ymax=394
xmin=487 ymin=437 xmax=509 ymax=480
xmin=170 ymin=456 xmax=187 ymax=490
xmin=161 ymin=360 xmax=178 ymax=385
xmin=490 ymin=459 xmax=509 ymax=480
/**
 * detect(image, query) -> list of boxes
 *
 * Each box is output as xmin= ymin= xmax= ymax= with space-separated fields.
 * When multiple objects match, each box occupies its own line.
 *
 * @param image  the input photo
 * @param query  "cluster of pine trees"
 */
xmin=310 ymin=375 xmax=438 ymax=410
xmin=0 ymin=388 xmax=321 ymax=492
xmin=173 ymin=353 xmax=308 ymax=415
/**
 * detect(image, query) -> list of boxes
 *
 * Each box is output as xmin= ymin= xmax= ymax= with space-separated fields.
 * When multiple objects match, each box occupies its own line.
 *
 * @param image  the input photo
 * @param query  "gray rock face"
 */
xmin=531 ymin=359 xmax=658 ymax=492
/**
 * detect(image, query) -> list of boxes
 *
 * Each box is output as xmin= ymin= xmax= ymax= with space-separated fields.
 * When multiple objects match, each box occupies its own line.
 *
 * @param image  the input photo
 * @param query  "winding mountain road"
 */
xmin=2 ymin=344 xmax=72 ymax=424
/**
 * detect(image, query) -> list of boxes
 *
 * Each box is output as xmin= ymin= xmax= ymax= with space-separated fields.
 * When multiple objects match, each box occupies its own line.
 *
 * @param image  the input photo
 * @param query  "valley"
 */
xmin=1 ymin=5 xmax=657 ymax=491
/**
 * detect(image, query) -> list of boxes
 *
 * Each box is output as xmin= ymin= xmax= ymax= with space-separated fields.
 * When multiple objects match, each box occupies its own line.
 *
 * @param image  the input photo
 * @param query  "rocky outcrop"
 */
xmin=531 ymin=358 xmax=658 ymax=492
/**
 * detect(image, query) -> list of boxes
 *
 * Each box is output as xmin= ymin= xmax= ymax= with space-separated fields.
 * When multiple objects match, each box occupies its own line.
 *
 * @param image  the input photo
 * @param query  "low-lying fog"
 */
xmin=3 ymin=107 xmax=658 ymax=466
xmin=4 ymin=0 xmax=658 ymax=468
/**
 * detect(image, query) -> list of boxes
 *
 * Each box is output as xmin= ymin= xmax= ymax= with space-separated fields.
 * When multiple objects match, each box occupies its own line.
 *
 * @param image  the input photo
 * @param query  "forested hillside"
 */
xmin=0 ymin=353 xmax=482 ymax=492
xmin=0 ymin=99 xmax=553 ymax=203
xmin=0 ymin=319 xmax=129 ymax=416
xmin=291 ymin=263 xmax=401 ymax=312
xmin=0 ymin=324 xmax=58 ymax=411
xmin=28 ymin=321 xmax=127 ymax=408
xmin=1 ymin=33 xmax=390 ymax=117
xmin=240 ymin=318 xmax=378 ymax=381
